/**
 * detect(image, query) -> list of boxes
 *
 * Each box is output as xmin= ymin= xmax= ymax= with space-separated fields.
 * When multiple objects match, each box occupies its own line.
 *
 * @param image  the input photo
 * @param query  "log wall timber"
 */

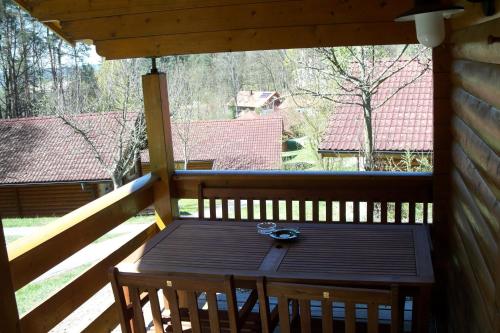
xmin=16 ymin=0 xmax=417 ymax=59
xmin=447 ymin=16 xmax=500 ymax=333
xmin=0 ymin=183 xmax=100 ymax=218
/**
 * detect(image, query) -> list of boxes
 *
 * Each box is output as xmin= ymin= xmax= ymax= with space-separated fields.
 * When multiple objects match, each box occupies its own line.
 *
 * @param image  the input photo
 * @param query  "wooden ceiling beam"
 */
xmin=95 ymin=22 xmax=417 ymax=59
xmin=28 ymin=0 xmax=290 ymax=21
xmin=60 ymin=0 xmax=412 ymax=42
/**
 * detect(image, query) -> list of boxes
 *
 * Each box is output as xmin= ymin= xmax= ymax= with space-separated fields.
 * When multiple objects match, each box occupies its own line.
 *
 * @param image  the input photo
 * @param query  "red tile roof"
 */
xmin=142 ymin=118 xmax=283 ymax=170
xmin=319 ymin=61 xmax=433 ymax=153
xmin=0 ymin=114 xmax=283 ymax=185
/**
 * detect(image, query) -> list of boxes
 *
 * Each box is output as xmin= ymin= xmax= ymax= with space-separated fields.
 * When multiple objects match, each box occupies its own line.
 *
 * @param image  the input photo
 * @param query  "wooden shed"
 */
xmin=1 ymin=0 xmax=499 ymax=332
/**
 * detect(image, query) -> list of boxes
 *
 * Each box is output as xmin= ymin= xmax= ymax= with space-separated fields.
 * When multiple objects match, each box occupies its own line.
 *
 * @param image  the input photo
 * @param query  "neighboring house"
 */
xmin=318 ymin=62 xmax=433 ymax=170
xmin=141 ymin=117 xmax=283 ymax=172
xmin=0 ymin=115 xmax=283 ymax=217
xmin=232 ymin=91 xmax=281 ymax=117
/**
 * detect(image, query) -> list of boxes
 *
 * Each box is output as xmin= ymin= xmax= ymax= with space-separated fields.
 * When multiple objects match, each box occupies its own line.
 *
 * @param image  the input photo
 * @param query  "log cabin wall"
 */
xmin=0 ymin=183 xmax=99 ymax=218
xmin=447 ymin=16 xmax=500 ymax=333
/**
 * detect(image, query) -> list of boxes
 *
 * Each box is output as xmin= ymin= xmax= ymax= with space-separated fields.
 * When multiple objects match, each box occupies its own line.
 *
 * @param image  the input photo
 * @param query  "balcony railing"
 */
xmin=3 ymin=170 xmax=434 ymax=332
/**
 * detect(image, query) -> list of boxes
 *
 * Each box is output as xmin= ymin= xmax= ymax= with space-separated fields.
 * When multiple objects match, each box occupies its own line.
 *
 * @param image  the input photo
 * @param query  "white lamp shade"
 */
xmin=414 ymin=12 xmax=445 ymax=48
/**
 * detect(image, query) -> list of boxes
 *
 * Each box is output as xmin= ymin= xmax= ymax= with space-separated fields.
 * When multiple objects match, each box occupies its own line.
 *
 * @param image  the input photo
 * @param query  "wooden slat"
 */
xmin=299 ymin=300 xmax=311 ymax=333
xmin=142 ymin=72 xmax=179 ymax=228
xmin=395 ymin=202 xmax=402 ymax=224
xmin=0 ymin=219 xmax=20 ymax=333
xmin=339 ymin=200 xmax=346 ymax=222
xmin=248 ymin=199 xmax=254 ymax=221
xmin=234 ymin=199 xmax=241 ymax=221
xmin=381 ymin=201 xmax=387 ymax=224
xmin=409 ymin=202 xmax=416 ymax=224
xmin=325 ymin=201 xmax=332 ymax=223
xmin=209 ymin=198 xmax=216 ymax=219
xmin=312 ymin=200 xmax=319 ymax=222
xmin=198 ymin=183 xmax=205 ymax=219
xmin=367 ymin=201 xmax=374 ymax=224
xmin=353 ymin=201 xmax=360 ymax=223
xmin=286 ymin=199 xmax=293 ymax=222
xmin=273 ymin=199 xmax=279 ymax=221
xmin=148 ymin=289 xmax=164 ymax=333
xmin=206 ymin=293 xmax=220 ymax=333
xmin=260 ymin=199 xmax=267 ymax=221
xmin=165 ymin=288 xmax=182 ymax=333
xmin=8 ymin=173 xmax=157 ymax=291
xmin=222 ymin=198 xmax=229 ymax=220
xmin=423 ymin=202 xmax=429 ymax=224
xmin=321 ymin=300 xmax=333 ymax=333
xmin=130 ymin=288 xmax=146 ymax=332
xmin=299 ymin=200 xmax=306 ymax=222
xmin=187 ymin=291 xmax=201 ymax=333
xmin=278 ymin=296 xmax=291 ymax=333
xmin=345 ymin=301 xmax=356 ymax=333
xmin=19 ymin=223 xmax=158 ymax=333
xmin=367 ymin=303 xmax=378 ymax=333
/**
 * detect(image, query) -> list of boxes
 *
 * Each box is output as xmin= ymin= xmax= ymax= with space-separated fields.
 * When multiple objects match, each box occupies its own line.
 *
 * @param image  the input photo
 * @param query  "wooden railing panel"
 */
xmin=8 ymin=173 xmax=158 ymax=291
xmin=187 ymin=171 xmax=433 ymax=224
xmin=19 ymin=223 xmax=158 ymax=333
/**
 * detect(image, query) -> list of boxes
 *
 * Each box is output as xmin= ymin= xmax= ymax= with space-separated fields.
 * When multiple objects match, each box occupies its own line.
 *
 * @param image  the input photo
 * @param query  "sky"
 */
xmin=87 ymin=46 xmax=104 ymax=65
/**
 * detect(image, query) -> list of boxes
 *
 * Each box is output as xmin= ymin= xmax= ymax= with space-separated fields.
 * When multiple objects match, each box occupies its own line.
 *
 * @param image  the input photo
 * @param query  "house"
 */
xmin=318 ymin=61 xmax=433 ymax=170
xmin=4 ymin=1 xmax=499 ymax=333
xmin=232 ymin=91 xmax=281 ymax=116
xmin=0 ymin=114 xmax=283 ymax=217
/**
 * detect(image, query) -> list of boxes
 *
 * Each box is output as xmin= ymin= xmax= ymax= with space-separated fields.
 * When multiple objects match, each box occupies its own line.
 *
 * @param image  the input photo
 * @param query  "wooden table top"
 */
xmin=119 ymin=220 xmax=434 ymax=286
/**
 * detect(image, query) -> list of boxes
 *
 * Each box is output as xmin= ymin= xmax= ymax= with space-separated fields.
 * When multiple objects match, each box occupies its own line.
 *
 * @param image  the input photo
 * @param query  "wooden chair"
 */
xmin=257 ymin=278 xmax=400 ymax=333
xmin=110 ymin=268 xmax=257 ymax=333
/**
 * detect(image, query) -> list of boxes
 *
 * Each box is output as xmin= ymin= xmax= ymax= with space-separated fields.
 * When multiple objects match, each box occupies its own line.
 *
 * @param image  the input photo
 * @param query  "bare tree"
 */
xmin=55 ymin=59 xmax=147 ymax=189
xmin=293 ymin=45 xmax=431 ymax=170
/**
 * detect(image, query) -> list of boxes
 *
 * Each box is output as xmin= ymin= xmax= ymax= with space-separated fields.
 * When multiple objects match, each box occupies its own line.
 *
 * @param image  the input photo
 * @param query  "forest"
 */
xmin=0 ymin=0 xmax=432 ymax=180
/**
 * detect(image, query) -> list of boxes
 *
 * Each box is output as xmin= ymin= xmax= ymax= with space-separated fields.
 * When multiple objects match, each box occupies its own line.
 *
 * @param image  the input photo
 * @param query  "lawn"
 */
xmin=16 ymin=263 xmax=92 ymax=315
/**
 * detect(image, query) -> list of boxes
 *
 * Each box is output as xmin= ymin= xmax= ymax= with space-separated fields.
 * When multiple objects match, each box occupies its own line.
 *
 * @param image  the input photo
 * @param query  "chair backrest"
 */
xmin=257 ymin=278 xmax=400 ymax=333
xmin=109 ymin=268 xmax=240 ymax=333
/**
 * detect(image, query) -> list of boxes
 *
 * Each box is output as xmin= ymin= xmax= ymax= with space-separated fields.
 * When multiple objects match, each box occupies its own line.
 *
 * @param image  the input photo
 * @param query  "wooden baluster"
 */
xmin=209 ymin=198 xmax=216 ymax=220
xmin=423 ymin=202 xmax=428 ymax=224
xmin=326 ymin=201 xmax=332 ymax=223
xmin=0 ymin=219 xmax=20 ymax=333
xmin=312 ymin=200 xmax=319 ymax=222
xmin=340 ymin=200 xmax=346 ymax=222
xmin=381 ymin=201 xmax=387 ymax=224
xmin=395 ymin=202 xmax=402 ymax=224
xmin=187 ymin=291 xmax=201 ymax=333
xmin=164 ymin=288 xmax=182 ymax=333
xmin=235 ymin=198 xmax=241 ymax=221
xmin=197 ymin=183 xmax=205 ymax=220
xmin=299 ymin=300 xmax=311 ymax=333
xmin=206 ymin=293 xmax=220 ymax=333
xmin=222 ymin=198 xmax=229 ymax=220
xmin=148 ymin=289 xmax=164 ymax=333
xmin=299 ymin=200 xmax=306 ymax=223
xmin=286 ymin=199 xmax=293 ymax=222
xmin=321 ymin=299 xmax=333 ymax=333
xmin=260 ymin=199 xmax=267 ymax=221
xmin=409 ymin=202 xmax=416 ymax=224
xmin=367 ymin=201 xmax=374 ymax=224
xmin=248 ymin=199 xmax=254 ymax=221
xmin=367 ymin=302 xmax=378 ymax=333
xmin=278 ymin=297 xmax=291 ymax=333
xmin=273 ymin=200 xmax=280 ymax=221
xmin=130 ymin=288 xmax=146 ymax=332
xmin=345 ymin=301 xmax=356 ymax=333
xmin=353 ymin=201 xmax=360 ymax=223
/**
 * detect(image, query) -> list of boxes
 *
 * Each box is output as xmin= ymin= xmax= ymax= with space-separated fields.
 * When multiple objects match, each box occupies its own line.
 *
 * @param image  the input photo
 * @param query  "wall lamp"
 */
xmin=395 ymin=0 xmax=464 ymax=48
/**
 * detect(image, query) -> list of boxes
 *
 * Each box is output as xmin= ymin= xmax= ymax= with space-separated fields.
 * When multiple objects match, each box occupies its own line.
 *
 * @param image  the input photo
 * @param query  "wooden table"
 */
xmin=119 ymin=220 xmax=434 ymax=331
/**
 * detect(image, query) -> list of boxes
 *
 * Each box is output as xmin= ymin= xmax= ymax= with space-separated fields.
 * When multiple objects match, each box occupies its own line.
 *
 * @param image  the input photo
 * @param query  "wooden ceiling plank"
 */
xmin=95 ymin=22 xmax=417 ymax=59
xmin=29 ymin=0 xmax=292 ymax=21
xmin=450 ymin=0 xmax=500 ymax=31
xmin=60 ymin=0 xmax=412 ymax=42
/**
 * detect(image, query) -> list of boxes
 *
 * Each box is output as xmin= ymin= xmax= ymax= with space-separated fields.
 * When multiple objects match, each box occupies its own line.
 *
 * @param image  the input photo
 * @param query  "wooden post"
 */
xmin=0 ymin=218 xmax=21 ymax=333
xmin=142 ymin=70 xmax=178 ymax=229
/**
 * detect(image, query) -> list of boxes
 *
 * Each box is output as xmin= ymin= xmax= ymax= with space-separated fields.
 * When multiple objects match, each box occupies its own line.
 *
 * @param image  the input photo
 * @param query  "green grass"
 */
xmin=16 ymin=263 xmax=92 ymax=315
xmin=2 ymin=217 xmax=58 ymax=228
xmin=123 ymin=215 xmax=155 ymax=224
xmin=179 ymin=199 xmax=198 ymax=216
xmin=93 ymin=232 xmax=127 ymax=243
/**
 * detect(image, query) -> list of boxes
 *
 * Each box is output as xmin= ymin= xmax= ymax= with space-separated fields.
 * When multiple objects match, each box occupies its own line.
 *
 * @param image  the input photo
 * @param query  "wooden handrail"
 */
xmin=19 ymin=222 xmax=159 ymax=333
xmin=8 ymin=173 xmax=159 ymax=291
xmin=172 ymin=170 xmax=433 ymax=199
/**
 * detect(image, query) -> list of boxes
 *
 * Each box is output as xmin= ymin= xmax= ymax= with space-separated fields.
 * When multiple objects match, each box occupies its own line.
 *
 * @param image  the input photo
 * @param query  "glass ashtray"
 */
xmin=257 ymin=222 xmax=276 ymax=235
